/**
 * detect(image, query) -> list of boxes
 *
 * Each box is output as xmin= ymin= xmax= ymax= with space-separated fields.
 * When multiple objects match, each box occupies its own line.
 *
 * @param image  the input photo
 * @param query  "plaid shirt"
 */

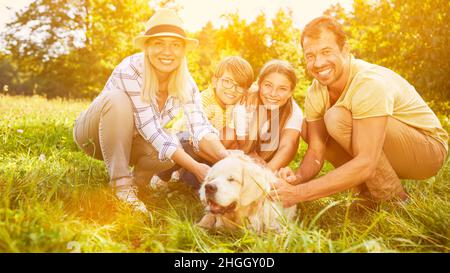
xmin=102 ymin=53 xmax=218 ymax=162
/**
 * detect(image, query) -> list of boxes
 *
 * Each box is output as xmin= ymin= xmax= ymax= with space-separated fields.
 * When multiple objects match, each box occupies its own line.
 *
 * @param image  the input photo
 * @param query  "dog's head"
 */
xmin=199 ymin=151 xmax=273 ymax=215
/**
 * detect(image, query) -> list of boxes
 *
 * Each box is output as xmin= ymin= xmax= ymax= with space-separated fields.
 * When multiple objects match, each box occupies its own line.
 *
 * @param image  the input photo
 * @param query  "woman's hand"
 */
xmin=194 ymin=163 xmax=211 ymax=182
xmin=198 ymin=133 xmax=229 ymax=163
xmin=172 ymin=149 xmax=210 ymax=182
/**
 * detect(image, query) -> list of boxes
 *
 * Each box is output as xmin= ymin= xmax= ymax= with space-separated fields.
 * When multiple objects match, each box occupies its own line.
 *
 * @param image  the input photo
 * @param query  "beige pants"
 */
xmin=302 ymin=106 xmax=447 ymax=201
xmin=73 ymin=91 xmax=175 ymax=186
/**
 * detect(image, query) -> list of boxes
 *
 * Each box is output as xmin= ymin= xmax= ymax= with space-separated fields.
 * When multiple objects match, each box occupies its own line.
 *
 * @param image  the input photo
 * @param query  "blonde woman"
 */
xmin=223 ymin=60 xmax=303 ymax=172
xmin=73 ymin=9 xmax=228 ymax=215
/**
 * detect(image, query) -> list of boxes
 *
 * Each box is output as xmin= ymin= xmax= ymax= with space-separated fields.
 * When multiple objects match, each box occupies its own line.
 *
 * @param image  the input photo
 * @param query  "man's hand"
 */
xmin=269 ymin=178 xmax=301 ymax=208
xmin=277 ymin=167 xmax=299 ymax=185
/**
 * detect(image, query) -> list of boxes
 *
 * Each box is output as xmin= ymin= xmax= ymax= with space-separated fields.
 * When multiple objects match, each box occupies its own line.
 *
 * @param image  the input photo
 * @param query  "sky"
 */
xmin=173 ymin=0 xmax=354 ymax=30
xmin=1 ymin=0 xmax=353 ymax=32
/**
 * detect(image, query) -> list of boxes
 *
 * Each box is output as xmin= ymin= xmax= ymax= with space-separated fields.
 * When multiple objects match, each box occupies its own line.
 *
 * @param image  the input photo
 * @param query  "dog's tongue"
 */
xmin=208 ymin=200 xmax=237 ymax=214
xmin=209 ymin=201 xmax=223 ymax=214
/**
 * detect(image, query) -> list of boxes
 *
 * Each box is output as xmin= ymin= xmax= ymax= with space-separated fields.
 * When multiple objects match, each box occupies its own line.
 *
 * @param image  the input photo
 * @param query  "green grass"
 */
xmin=0 ymin=95 xmax=449 ymax=253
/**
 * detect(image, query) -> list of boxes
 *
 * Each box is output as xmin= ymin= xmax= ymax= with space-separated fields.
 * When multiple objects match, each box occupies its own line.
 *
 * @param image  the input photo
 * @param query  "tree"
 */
xmin=0 ymin=53 xmax=18 ymax=94
xmin=346 ymin=0 xmax=450 ymax=106
xmin=4 ymin=0 xmax=153 ymax=98
xmin=188 ymin=8 xmax=306 ymax=96
xmin=187 ymin=21 xmax=218 ymax=91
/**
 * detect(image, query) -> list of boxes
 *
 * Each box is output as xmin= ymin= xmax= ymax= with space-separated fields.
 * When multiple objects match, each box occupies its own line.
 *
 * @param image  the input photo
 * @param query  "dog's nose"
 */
xmin=205 ymin=183 xmax=217 ymax=195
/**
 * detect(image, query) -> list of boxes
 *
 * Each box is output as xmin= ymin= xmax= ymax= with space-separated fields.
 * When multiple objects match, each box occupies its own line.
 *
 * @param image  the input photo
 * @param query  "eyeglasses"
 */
xmin=219 ymin=77 xmax=246 ymax=95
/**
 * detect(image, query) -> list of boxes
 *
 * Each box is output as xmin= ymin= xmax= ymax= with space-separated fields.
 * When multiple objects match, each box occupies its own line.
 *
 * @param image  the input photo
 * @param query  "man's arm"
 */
xmin=293 ymin=119 xmax=328 ymax=184
xmin=272 ymin=116 xmax=388 ymax=207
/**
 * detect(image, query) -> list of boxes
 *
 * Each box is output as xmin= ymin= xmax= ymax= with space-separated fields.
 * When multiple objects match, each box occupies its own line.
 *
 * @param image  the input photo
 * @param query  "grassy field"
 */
xmin=0 ymin=95 xmax=449 ymax=253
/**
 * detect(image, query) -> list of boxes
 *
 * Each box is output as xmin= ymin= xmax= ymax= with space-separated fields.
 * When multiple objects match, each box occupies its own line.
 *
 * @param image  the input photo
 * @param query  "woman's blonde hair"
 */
xmin=239 ymin=59 xmax=297 ymax=161
xmin=141 ymin=44 xmax=191 ymax=104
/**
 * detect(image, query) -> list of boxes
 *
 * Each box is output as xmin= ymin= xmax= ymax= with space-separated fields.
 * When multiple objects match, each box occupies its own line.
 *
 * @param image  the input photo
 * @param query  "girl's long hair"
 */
xmin=239 ymin=60 xmax=297 ymax=161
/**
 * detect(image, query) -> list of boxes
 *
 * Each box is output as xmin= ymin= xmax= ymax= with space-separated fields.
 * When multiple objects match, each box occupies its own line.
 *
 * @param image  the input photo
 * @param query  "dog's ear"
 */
xmin=239 ymin=162 xmax=271 ymax=207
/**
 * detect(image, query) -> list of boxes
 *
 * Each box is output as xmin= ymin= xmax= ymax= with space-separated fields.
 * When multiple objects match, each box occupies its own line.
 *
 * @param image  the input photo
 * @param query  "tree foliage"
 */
xmin=1 ymin=0 xmax=449 ymax=116
xmin=188 ymin=9 xmax=304 ymax=92
xmin=3 ymin=0 xmax=151 ymax=98
xmin=346 ymin=0 xmax=450 ymax=104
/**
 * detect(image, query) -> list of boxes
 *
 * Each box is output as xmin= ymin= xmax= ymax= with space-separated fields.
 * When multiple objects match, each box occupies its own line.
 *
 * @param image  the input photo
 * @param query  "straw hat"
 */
xmin=133 ymin=8 xmax=199 ymax=51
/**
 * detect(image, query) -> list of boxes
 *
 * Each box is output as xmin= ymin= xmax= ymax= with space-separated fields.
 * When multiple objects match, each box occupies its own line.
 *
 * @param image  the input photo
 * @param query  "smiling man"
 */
xmin=271 ymin=16 xmax=448 ymax=207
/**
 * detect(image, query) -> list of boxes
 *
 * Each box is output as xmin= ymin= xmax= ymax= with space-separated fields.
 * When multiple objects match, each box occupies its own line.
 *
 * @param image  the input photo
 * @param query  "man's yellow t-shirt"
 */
xmin=304 ymin=56 xmax=449 ymax=151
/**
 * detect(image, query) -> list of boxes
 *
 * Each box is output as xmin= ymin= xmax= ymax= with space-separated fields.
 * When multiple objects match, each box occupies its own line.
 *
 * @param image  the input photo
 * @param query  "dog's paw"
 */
xmin=196 ymin=213 xmax=217 ymax=229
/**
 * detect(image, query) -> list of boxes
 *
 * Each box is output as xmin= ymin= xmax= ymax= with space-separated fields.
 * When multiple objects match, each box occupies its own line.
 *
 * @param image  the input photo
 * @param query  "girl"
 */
xmin=223 ymin=60 xmax=302 ymax=172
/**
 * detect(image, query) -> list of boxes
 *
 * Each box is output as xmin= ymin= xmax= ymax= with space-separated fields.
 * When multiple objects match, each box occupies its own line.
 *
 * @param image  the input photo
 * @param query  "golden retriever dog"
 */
xmin=198 ymin=151 xmax=296 ymax=233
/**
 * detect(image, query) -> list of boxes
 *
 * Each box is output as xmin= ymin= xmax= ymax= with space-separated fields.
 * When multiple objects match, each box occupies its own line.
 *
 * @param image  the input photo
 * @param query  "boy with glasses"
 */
xmin=167 ymin=56 xmax=254 ymax=133
xmin=154 ymin=56 xmax=254 ymax=189
xmin=201 ymin=56 xmax=254 ymax=132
